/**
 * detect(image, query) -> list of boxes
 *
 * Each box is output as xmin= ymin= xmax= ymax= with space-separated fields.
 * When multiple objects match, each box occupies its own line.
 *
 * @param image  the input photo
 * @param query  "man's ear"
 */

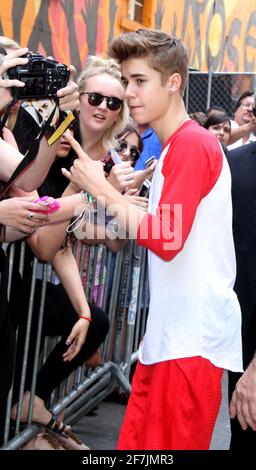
xmin=167 ymin=73 xmax=182 ymax=94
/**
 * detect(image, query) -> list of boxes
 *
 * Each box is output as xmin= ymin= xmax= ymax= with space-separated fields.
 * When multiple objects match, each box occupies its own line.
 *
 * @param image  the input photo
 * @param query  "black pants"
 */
xmin=0 ymin=249 xmax=24 ymax=444
xmin=228 ymin=249 xmax=256 ymax=450
xmin=13 ymin=280 xmax=109 ymax=403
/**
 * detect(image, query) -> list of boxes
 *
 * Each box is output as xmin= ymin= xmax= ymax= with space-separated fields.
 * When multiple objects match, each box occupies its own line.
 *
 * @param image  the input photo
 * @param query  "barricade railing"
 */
xmin=1 ymin=237 xmax=149 ymax=449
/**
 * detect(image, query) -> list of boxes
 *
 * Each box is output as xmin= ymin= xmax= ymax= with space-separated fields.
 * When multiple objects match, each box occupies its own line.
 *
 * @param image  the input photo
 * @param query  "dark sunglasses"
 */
xmin=116 ymin=140 xmax=140 ymax=162
xmin=81 ymin=91 xmax=123 ymax=111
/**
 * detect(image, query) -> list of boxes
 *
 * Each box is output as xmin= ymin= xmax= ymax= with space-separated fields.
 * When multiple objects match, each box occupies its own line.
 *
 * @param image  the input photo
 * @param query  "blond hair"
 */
xmin=0 ymin=36 xmax=20 ymax=50
xmin=77 ymin=55 xmax=130 ymax=151
xmin=108 ymin=28 xmax=188 ymax=95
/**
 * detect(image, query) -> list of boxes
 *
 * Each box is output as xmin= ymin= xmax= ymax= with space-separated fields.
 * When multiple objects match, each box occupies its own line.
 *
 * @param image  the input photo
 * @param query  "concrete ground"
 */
xmin=74 ymin=371 xmax=231 ymax=450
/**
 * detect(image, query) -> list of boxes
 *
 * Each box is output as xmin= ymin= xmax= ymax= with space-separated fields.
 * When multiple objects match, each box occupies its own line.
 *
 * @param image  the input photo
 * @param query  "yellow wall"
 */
xmin=157 ymin=0 xmax=256 ymax=72
xmin=0 ymin=0 xmax=255 ymax=72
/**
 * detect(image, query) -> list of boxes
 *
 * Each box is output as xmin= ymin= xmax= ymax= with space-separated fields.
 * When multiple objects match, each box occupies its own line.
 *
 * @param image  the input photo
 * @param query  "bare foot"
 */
xmin=85 ymin=349 xmax=102 ymax=368
xmin=11 ymin=392 xmax=55 ymax=426
xmin=12 ymin=392 xmax=89 ymax=450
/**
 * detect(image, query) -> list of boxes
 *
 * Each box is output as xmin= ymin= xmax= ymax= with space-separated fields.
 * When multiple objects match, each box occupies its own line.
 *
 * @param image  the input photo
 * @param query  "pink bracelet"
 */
xmin=79 ymin=315 xmax=92 ymax=322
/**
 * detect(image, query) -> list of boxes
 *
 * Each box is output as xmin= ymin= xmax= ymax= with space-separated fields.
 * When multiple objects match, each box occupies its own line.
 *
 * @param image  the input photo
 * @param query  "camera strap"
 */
xmin=0 ymin=105 xmax=57 ymax=200
xmin=0 ymin=98 xmax=17 ymax=138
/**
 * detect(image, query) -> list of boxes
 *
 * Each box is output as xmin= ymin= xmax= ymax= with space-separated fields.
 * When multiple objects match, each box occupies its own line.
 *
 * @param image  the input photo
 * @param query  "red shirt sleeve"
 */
xmin=137 ymin=125 xmax=223 ymax=261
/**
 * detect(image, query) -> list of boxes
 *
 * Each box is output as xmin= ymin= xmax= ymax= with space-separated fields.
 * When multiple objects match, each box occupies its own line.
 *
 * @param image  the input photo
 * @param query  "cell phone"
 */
xmin=32 ymin=196 xmax=60 ymax=214
xmin=145 ymin=156 xmax=155 ymax=168
xmin=103 ymin=149 xmax=123 ymax=175
xmin=110 ymin=148 xmax=122 ymax=165
xmin=139 ymin=179 xmax=151 ymax=198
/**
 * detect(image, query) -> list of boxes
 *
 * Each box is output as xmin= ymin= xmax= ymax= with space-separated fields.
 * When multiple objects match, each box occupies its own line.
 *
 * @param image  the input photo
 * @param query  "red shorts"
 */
xmin=117 ymin=356 xmax=223 ymax=450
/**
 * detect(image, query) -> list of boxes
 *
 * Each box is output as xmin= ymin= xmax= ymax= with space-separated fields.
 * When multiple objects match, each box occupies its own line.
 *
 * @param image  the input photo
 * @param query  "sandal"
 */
xmin=45 ymin=414 xmax=90 ymax=450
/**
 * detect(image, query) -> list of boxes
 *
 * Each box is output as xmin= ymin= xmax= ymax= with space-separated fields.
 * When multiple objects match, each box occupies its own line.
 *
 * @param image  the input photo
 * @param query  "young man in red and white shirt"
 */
xmin=62 ymin=29 xmax=243 ymax=450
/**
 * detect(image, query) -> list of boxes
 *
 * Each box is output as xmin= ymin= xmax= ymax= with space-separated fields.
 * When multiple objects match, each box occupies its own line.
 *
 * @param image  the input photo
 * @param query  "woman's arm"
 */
xmin=51 ymin=246 xmax=91 ymax=362
xmin=52 ymin=246 xmax=90 ymax=316
xmin=0 ymin=60 xmax=79 ymax=191
xmin=9 ymin=183 xmax=82 ymax=259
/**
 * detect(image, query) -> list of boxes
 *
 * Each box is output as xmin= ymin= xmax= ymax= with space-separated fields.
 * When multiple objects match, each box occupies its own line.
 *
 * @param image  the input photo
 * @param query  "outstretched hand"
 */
xmin=63 ymin=317 xmax=90 ymax=362
xmin=61 ymin=134 xmax=106 ymax=195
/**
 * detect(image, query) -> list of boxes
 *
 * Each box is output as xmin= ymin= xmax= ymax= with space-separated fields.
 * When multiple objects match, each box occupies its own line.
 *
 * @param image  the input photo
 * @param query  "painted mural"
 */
xmin=0 ymin=0 xmax=255 ymax=72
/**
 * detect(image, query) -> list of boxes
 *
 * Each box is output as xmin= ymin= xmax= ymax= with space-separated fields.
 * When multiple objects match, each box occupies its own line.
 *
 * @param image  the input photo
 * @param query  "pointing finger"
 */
xmin=64 ymin=134 xmax=89 ymax=160
xmin=61 ymin=168 xmax=72 ymax=180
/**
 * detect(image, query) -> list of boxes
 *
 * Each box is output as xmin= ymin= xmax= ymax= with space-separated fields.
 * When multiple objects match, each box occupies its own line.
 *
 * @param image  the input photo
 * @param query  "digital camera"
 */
xmin=7 ymin=51 xmax=70 ymax=99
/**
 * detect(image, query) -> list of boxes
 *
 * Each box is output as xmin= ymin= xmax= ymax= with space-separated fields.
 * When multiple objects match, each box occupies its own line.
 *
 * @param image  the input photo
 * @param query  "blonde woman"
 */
xmin=76 ymin=55 xmax=135 ymax=193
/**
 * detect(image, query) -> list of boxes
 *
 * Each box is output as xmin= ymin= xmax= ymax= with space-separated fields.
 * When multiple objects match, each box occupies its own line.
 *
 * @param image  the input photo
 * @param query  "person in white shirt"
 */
xmin=228 ymin=91 xmax=256 ymax=150
xmin=62 ymin=28 xmax=243 ymax=451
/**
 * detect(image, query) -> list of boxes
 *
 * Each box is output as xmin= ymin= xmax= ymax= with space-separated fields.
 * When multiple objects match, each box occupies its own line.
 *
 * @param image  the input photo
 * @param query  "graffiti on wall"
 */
xmin=0 ymin=0 xmax=256 ymax=72
xmin=160 ymin=0 xmax=256 ymax=72
xmin=0 ymin=0 xmax=118 ymax=72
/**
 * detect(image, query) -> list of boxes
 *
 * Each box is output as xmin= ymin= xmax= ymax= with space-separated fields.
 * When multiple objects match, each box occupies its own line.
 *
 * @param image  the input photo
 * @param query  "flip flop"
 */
xmin=45 ymin=413 xmax=90 ymax=450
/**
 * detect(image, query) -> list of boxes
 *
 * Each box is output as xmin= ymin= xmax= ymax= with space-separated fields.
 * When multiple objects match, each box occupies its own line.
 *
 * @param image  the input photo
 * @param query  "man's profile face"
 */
xmin=121 ymin=57 xmax=169 ymax=127
xmin=31 ymin=99 xmax=55 ymax=122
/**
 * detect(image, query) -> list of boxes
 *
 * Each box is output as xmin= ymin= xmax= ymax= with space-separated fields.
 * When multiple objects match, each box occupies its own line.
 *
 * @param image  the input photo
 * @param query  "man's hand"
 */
xmin=248 ymin=116 xmax=256 ymax=133
xmin=230 ymin=357 xmax=256 ymax=431
xmin=57 ymin=64 xmax=79 ymax=112
xmin=130 ymin=160 xmax=157 ymax=190
xmin=108 ymin=162 xmax=135 ymax=192
xmin=124 ymin=190 xmax=148 ymax=210
xmin=61 ymin=134 xmax=106 ymax=195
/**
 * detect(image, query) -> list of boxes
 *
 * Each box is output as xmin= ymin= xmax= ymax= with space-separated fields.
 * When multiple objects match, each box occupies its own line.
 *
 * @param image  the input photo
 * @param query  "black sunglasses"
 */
xmin=116 ymin=140 xmax=140 ymax=162
xmin=81 ymin=91 xmax=123 ymax=111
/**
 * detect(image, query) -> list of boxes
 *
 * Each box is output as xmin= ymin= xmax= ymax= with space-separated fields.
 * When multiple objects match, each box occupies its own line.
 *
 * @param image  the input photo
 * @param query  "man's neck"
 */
xmin=151 ymin=102 xmax=189 ymax=144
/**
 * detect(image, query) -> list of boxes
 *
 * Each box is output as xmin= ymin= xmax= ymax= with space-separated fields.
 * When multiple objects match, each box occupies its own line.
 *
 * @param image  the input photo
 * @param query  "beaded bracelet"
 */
xmin=80 ymin=191 xmax=96 ymax=209
xmin=79 ymin=315 xmax=92 ymax=322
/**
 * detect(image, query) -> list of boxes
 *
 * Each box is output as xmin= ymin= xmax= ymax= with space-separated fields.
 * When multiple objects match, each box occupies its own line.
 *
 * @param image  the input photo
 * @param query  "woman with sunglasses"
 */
xmin=114 ymin=124 xmax=151 ymax=208
xmin=115 ymin=124 xmax=143 ymax=166
xmin=76 ymin=56 xmax=136 ymax=194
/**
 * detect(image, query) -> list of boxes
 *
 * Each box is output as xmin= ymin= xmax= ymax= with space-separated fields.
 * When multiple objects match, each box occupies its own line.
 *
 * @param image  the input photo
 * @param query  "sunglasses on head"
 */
xmin=81 ymin=91 xmax=123 ymax=111
xmin=116 ymin=140 xmax=140 ymax=162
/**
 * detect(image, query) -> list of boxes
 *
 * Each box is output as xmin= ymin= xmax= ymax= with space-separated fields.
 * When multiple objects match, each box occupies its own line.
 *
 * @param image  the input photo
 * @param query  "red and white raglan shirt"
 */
xmin=137 ymin=120 xmax=243 ymax=372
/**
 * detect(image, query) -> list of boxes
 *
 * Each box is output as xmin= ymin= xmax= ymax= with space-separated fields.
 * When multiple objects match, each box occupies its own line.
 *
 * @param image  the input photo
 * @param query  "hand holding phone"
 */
xmin=103 ymin=149 xmax=123 ymax=175
xmin=110 ymin=148 xmax=122 ymax=165
xmin=145 ymin=156 xmax=156 ymax=168
xmin=139 ymin=179 xmax=151 ymax=197
xmin=32 ymin=196 xmax=60 ymax=214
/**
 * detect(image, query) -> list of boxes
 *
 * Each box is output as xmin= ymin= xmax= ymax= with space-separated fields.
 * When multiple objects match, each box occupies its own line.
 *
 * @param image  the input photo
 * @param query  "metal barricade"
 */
xmin=0 ymin=238 xmax=149 ymax=449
